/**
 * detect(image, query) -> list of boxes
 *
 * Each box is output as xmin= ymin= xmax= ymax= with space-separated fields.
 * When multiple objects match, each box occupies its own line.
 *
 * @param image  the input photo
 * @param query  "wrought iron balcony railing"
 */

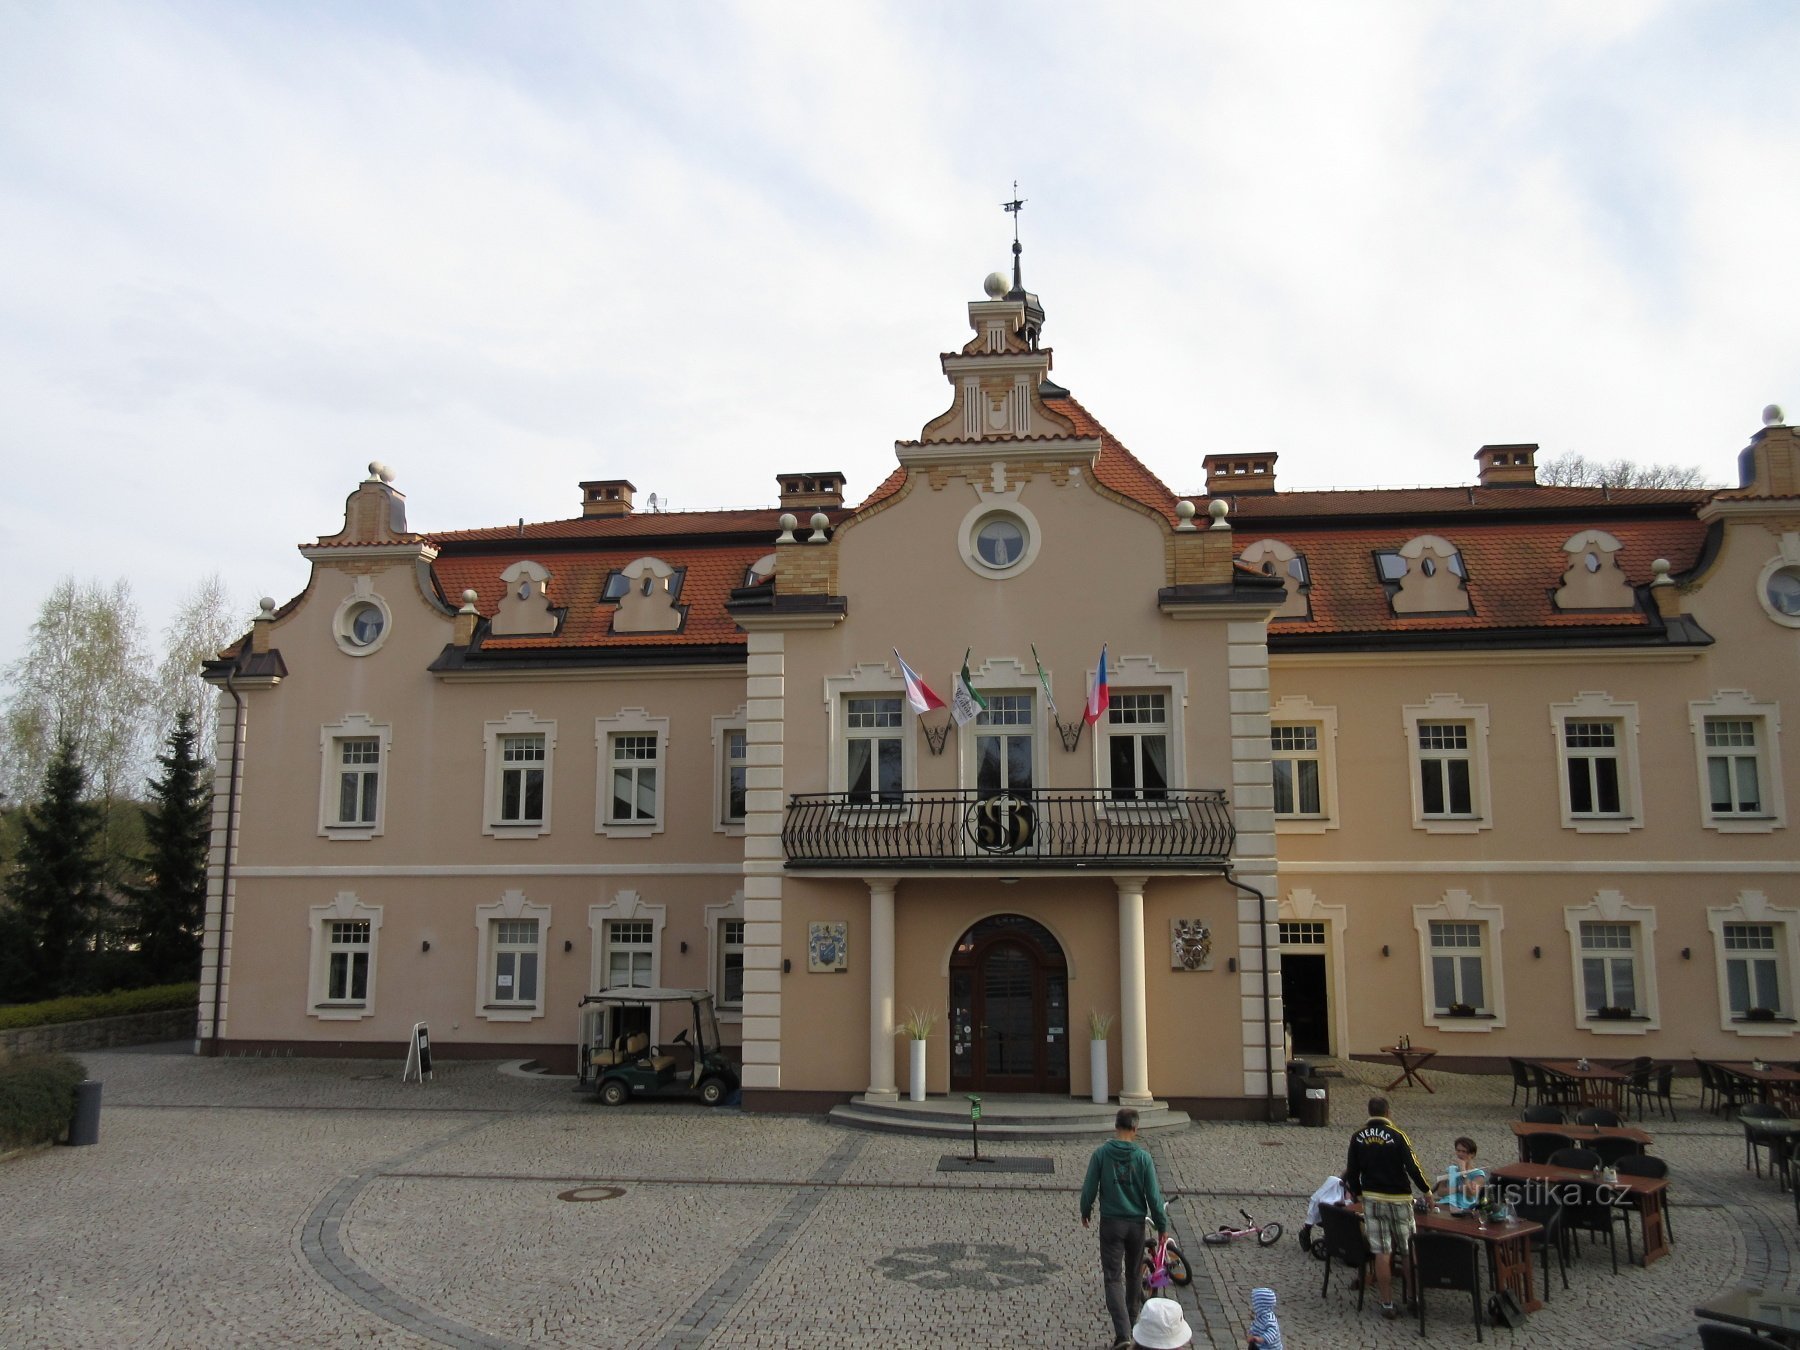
xmin=781 ymin=789 xmax=1236 ymax=869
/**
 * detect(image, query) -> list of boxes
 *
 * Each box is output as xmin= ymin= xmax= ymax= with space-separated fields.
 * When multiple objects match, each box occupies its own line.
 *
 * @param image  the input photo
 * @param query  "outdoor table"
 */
xmin=1695 ymin=1287 xmax=1800 ymax=1348
xmin=1342 ymin=1200 xmax=1543 ymax=1313
xmin=1492 ymin=1161 xmax=1672 ymax=1266
xmin=1507 ymin=1120 xmax=1651 ymax=1161
xmin=1527 ymin=1059 xmax=1629 ymax=1111
xmin=1718 ymin=1060 xmax=1800 ymax=1109
xmin=1380 ymin=1044 xmax=1437 ymax=1093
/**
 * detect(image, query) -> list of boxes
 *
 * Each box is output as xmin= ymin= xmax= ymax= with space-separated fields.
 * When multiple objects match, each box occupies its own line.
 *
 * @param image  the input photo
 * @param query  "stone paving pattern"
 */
xmin=0 ymin=1045 xmax=1788 ymax=1347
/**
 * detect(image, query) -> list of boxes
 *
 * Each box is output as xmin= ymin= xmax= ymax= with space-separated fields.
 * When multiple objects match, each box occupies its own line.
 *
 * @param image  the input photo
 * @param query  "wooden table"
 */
xmin=1507 ymin=1121 xmax=1652 ymax=1161
xmin=1528 ymin=1059 xmax=1629 ymax=1110
xmin=1717 ymin=1060 xmax=1800 ymax=1107
xmin=1380 ymin=1044 xmax=1437 ymax=1092
xmin=1696 ymin=1288 xmax=1800 ymax=1347
xmin=1339 ymin=1201 xmax=1543 ymax=1312
xmin=1492 ymin=1161 xmax=1672 ymax=1266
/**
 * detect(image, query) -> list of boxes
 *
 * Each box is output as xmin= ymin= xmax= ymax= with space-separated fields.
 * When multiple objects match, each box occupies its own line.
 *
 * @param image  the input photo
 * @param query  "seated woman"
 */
xmin=1433 ymin=1137 xmax=1488 ymax=1209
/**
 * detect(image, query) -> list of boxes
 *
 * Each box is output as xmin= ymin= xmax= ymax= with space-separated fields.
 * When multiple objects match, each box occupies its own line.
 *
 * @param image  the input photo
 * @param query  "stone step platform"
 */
xmin=829 ymin=1093 xmax=1190 ymax=1138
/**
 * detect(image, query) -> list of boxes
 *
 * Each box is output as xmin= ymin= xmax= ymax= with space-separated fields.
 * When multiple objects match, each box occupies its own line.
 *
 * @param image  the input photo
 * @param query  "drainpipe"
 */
xmin=1224 ymin=869 xmax=1281 ymax=1124
xmin=209 ymin=669 xmax=243 ymax=1057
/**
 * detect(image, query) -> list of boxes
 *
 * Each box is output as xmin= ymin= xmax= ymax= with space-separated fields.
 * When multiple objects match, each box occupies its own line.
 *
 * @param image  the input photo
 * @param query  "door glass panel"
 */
xmin=976 ymin=737 xmax=1002 ymax=793
xmin=1006 ymin=736 xmax=1033 ymax=793
xmin=1046 ymin=970 xmax=1068 ymax=1081
xmin=950 ymin=971 xmax=973 ymax=1082
xmin=982 ymin=946 xmax=1035 ymax=1077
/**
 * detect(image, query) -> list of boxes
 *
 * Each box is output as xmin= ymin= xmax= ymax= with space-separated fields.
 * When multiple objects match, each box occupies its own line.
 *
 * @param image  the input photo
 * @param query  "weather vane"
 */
xmin=1002 ymin=181 xmax=1025 ymax=245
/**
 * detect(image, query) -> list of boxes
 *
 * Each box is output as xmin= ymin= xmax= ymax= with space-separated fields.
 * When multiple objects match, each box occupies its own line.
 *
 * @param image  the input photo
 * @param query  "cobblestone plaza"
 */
xmin=1 ymin=1046 xmax=1784 ymax=1347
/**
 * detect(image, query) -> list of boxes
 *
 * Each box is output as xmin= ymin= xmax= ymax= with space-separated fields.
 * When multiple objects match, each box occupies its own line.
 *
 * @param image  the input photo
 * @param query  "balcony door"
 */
xmin=949 ymin=914 xmax=1069 ymax=1094
xmin=973 ymin=694 xmax=1037 ymax=855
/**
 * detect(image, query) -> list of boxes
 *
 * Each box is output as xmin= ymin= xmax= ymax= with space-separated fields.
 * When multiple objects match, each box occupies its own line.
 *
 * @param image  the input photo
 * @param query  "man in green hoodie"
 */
xmin=1080 ymin=1108 xmax=1170 ymax=1350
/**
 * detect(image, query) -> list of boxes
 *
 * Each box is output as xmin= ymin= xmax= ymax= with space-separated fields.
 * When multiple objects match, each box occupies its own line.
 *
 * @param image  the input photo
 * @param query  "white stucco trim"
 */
xmin=1549 ymin=692 xmax=1644 ymax=834
xmin=589 ymin=889 xmax=667 ymax=1043
xmin=1707 ymin=890 xmax=1800 ymax=1038
xmin=1280 ymin=888 xmax=1350 ymax=1056
xmin=1413 ymin=889 xmax=1506 ymax=1032
xmin=1402 ymin=694 xmax=1493 ymax=834
xmin=1269 ymin=694 xmax=1339 ymax=834
xmin=317 ymin=713 xmax=392 ymax=839
xmin=594 ymin=707 xmax=669 ymax=838
xmin=306 ymin=891 xmax=382 ymax=1022
xmin=1087 ymin=653 xmax=1190 ymax=794
xmin=473 ymin=889 xmax=551 ymax=1023
xmin=1689 ymin=690 xmax=1787 ymax=834
xmin=704 ymin=889 xmax=746 ymax=1023
xmin=1563 ymin=889 xmax=1659 ymax=1034
xmin=482 ymin=710 xmax=556 ymax=839
xmin=711 ymin=705 xmax=749 ymax=837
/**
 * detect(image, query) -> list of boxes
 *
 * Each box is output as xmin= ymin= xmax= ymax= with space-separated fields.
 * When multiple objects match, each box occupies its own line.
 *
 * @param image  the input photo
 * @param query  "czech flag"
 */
xmin=893 ymin=647 xmax=945 ymax=715
xmin=1084 ymin=644 xmax=1110 ymax=726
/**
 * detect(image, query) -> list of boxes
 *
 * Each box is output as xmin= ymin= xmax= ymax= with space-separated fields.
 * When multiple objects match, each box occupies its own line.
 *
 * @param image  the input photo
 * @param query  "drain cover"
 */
xmin=936 ymin=1156 xmax=1054 ymax=1174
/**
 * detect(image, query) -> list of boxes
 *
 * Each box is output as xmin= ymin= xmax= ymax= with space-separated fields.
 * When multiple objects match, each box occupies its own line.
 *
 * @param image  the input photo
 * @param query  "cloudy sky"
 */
xmin=3 ymin=1 xmax=1798 ymax=669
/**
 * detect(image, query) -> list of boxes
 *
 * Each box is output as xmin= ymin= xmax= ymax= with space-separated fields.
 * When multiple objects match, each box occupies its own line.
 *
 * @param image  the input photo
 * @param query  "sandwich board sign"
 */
xmin=403 ymin=1022 xmax=433 ymax=1083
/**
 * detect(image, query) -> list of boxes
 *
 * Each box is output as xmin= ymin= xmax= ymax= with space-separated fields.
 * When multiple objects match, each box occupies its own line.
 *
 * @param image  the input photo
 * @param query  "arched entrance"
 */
xmin=949 ymin=915 xmax=1070 ymax=1093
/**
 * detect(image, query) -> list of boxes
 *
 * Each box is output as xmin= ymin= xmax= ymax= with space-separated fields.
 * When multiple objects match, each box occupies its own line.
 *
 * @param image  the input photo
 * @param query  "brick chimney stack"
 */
xmin=579 ymin=479 xmax=636 ymax=517
xmin=1476 ymin=444 xmax=1538 ymax=487
xmin=777 ymin=472 xmax=847 ymax=511
xmin=1202 ymin=454 xmax=1277 ymax=496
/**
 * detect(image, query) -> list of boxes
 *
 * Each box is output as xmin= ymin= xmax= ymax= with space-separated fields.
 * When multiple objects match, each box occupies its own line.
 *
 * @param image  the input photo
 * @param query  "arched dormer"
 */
xmin=1377 ymin=535 xmax=1472 ymax=615
xmin=609 ymin=556 xmax=686 ymax=635
xmin=1239 ymin=539 xmax=1311 ymax=620
xmin=1554 ymin=530 xmax=1635 ymax=610
xmin=491 ymin=561 xmax=559 ymax=637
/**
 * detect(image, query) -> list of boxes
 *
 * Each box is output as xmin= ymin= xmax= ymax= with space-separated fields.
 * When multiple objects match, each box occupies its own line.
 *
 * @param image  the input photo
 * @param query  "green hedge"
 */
xmin=0 ymin=1055 xmax=87 ymax=1150
xmin=0 ymin=983 xmax=198 ymax=1032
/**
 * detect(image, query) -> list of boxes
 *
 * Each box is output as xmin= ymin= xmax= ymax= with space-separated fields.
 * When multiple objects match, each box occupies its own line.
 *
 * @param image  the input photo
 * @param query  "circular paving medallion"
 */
xmin=876 ymin=1241 xmax=1058 ymax=1291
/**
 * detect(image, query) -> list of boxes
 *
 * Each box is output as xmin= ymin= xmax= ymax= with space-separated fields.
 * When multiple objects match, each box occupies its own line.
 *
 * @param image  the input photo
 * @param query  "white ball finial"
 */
xmin=378 ymin=463 xmax=395 ymax=484
xmin=1207 ymin=498 xmax=1231 ymax=530
xmin=777 ymin=512 xmax=798 ymax=544
xmin=983 ymin=271 xmax=1010 ymax=299
xmin=1174 ymin=499 xmax=1197 ymax=531
xmin=367 ymin=461 xmax=382 ymax=481
xmin=258 ymin=596 xmax=276 ymax=618
xmin=1651 ymin=558 xmax=1672 ymax=585
xmin=1764 ymin=404 xmax=1785 ymax=428
xmin=460 ymin=589 xmax=478 ymax=611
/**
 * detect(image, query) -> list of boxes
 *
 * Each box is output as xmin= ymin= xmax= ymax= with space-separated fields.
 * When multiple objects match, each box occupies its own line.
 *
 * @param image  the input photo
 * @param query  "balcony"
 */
xmin=781 ymin=789 xmax=1236 ymax=870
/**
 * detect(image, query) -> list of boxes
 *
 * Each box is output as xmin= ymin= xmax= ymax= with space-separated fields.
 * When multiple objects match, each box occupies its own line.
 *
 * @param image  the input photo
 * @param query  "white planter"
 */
xmin=909 ymin=1039 xmax=927 ymax=1102
xmin=1090 ymin=1040 xmax=1110 ymax=1104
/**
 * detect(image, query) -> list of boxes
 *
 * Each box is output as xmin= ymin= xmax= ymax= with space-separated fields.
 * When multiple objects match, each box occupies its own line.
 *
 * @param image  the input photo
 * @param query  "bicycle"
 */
xmin=1138 ymin=1195 xmax=1193 ymax=1299
xmin=1200 ymin=1208 xmax=1284 ymax=1247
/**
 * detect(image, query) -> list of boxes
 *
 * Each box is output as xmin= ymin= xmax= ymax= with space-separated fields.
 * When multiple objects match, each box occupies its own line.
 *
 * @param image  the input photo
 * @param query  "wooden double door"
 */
xmin=949 ymin=915 xmax=1070 ymax=1093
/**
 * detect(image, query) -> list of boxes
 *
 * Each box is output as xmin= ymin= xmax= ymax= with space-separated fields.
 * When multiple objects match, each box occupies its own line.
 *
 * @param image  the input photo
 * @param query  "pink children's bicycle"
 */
xmin=1200 ymin=1208 xmax=1284 ymax=1247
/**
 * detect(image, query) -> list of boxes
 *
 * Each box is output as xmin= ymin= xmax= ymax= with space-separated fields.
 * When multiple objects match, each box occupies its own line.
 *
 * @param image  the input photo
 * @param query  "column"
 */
xmin=1116 ymin=875 xmax=1152 ymax=1106
xmin=866 ymin=879 xmax=898 ymax=1100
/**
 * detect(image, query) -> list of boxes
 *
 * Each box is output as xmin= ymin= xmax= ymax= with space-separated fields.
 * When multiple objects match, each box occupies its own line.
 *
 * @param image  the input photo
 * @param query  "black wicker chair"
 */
xmin=1318 ymin=1203 xmax=1375 ymax=1310
xmin=1412 ymin=1230 xmax=1484 ymax=1342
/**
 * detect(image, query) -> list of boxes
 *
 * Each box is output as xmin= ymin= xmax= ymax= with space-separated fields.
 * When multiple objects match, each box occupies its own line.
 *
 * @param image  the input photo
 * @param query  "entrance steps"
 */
xmin=829 ymin=1093 xmax=1190 ymax=1139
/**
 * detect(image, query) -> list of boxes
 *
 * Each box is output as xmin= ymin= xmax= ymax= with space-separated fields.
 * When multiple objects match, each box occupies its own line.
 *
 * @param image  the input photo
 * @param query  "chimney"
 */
xmin=777 ymin=471 xmax=847 ymax=511
xmin=1476 ymin=444 xmax=1538 ymax=487
xmin=579 ymin=479 xmax=636 ymax=517
xmin=1202 ymin=454 xmax=1277 ymax=496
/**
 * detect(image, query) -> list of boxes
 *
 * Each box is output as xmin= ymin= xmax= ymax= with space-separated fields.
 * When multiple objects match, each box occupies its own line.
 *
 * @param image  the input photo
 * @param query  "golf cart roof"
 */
xmin=580 ymin=986 xmax=714 ymax=1006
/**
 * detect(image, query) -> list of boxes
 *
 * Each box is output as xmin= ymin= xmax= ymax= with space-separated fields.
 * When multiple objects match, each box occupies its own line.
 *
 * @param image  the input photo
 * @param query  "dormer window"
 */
xmin=1240 ymin=539 xmax=1311 ymax=620
xmin=603 ymin=569 xmax=684 ymax=602
xmin=1377 ymin=536 xmax=1472 ymax=616
xmin=743 ymin=553 xmax=777 ymax=587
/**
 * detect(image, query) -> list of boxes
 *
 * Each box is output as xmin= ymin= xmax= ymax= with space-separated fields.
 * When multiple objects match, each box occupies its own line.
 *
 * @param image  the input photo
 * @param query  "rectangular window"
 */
xmin=1418 ymin=723 xmax=1473 ymax=817
xmin=723 ymin=728 xmax=748 ymax=824
xmin=326 ymin=920 xmax=370 ymax=1002
xmin=1565 ymin=720 xmax=1623 ymax=816
xmin=334 ymin=738 xmax=380 ymax=826
xmin=1429 ymin=920 xmax=1486 ymax=1013
xmin=1706 ymin=719 xmax=1764 ymax=815
xmin=1724 ymin=922 xmax=1783 ymax=1015
xmin=1108 ymin=692 xmax=1169 ymax=801
xmin=719 ymin=918 xmax=745 ymax=1008
xmin=499 ymin=734 xmax=546 ymax=824
xmin=608 ymin=733 xmax=659 ymax=823
xmin=606 ymin=919 xmax=654 ymax=990
xmin=1271 ymin=724 xmax=1321 ymax=816
xmin=491 ymin=918 xmax=540 ymax=1003
xmin=846 ymin=696 xmax=903 ymax=805
xmin=1279 ymin=921 xmax=1326 ymax=946
xmin=1579 ymin=921 xmax=1638 ymax=1014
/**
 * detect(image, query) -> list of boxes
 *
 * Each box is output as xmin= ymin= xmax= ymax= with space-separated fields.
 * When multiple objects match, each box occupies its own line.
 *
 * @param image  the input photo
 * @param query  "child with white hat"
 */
xmin=1131 ymin=1297 xmax=1193 ymax=1349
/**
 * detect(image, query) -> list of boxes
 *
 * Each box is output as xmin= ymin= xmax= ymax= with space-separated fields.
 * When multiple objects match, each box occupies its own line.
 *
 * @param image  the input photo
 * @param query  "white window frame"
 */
xmin=594 ymin=708 xmax=669 ymax=838
xmin=590 ymin=890 xmax=666 ymax=1042
xmin=1413 ymin=890 xmax=1505 ymax=1031
xmin=474 ymin=890 xmax=551 ymax=1022
xmin=712 ymin=706 xmax=749 ymax=836
xmin=307 ymin=891 xmax=381 ymax=1021
xmin=1402 ymin=695 xmax=1492 ymax=834
xmin=1088 ymin=654 xmax=1189 ymax=806
xmin=1708 ymin=891 xmax=1800 ymax=1035
xmin=1550 ymin=693 xmax=1643 ymax=834
xmin=1269 ymin=695 xmax=1339 ymax=833
xmin=1278 ymin=888 xmax=1351 ymax=1056
xmin=330 ymin=576 xmax=393 ymax=657
xmin=825 ymin=663 xmax=918 ymax=813
xmin=705 ymin=890 xmax=747 ymax=1022
xmin=1563 ymin=890 xmax=1659 ymax=1033
xmin=318 ymin=713 xmax=392 ymax=838
xmin=1755 ymin=535 xmax=1800 ymax=628
xmin=954 ymin=659 xmax=1048 ymax=797
xmin=1690 ymin=691 xmax=1785 ymax=833
xmin=483 ymin=711 xmax=556 ymax=839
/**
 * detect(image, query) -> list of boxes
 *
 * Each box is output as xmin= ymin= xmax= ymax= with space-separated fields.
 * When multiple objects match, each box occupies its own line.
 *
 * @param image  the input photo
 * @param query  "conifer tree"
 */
xmin=7 ymin=734 xmax=107 ymax=1000
xmin=124 ymin=710 xmax=211 ymax=984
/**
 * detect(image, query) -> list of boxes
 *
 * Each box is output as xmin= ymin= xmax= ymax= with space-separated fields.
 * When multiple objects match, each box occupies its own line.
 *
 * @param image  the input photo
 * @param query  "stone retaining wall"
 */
xmin=0 ymin=1007 xmax=197 ymax=1059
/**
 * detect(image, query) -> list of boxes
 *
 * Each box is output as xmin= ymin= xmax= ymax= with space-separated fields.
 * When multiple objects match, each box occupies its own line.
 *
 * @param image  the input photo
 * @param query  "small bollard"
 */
xmin=67 ymin=1079 xmax=102 ymax=1146
xmin=964 ymin=1093 xmax=991 ymax=1165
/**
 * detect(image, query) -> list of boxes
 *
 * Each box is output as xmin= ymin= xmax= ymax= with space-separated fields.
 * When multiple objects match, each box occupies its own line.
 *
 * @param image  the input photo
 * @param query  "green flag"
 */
xmin=1031 ymin=643 xmax=1057 ymax=718
xmin=951 ymin=649 xmax=988 ymax=726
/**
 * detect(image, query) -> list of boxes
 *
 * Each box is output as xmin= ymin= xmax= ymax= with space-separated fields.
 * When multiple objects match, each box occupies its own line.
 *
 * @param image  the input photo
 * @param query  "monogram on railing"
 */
xmin=781 ymin=789 xmax=1236 ymax=868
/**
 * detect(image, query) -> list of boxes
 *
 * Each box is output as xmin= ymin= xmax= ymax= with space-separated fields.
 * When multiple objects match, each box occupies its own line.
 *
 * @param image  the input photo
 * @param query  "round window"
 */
xmin=974 ymin=515 xmax=1027 ymax=570
xmin=1769 ymin=566 xmax=1800 ymax=617
xmin=346 ymin=602 xmax=385 ymax=647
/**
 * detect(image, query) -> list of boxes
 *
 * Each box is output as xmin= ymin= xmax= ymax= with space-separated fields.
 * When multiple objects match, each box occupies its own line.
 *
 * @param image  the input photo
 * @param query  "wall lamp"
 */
xmin=1381 ymin=944 xmax=1390 ymax=957
xmin=563 ymin=939 xmax=574 ymax=952
xmin=1227 ymin=957 xmax=1238 ymax=973
xmin=782 ymin=958 xmax=793 ymax=974
xmin=680 ymin=940 xmax=689 ymax=953
xmin=1532 ymin=946 xmax=1542 ymax=959
xmin=1682 ymin=947 xmax=1692 ymax=960
xmin=421 ymin=939 xmax=430 ymax=953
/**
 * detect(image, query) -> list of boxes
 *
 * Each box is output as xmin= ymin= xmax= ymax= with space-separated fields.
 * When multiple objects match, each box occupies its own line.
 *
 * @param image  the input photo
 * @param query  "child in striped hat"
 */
xmin=1247 ymin=1287 xmax=1284 ymax=1350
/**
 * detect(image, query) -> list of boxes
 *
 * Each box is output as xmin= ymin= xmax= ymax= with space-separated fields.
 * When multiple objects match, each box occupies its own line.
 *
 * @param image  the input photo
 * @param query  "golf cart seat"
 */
xmin=591 ymin=1032 xmax=650 ymax=1069
xmin=644 ymin=1050 xmax=678 ymax=1073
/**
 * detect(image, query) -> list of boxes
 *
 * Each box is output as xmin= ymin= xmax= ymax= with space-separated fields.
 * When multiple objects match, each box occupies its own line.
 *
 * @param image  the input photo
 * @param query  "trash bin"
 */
xmin=67 ymin=1079 xmax=102 ymax=1146
xmin=1297 ymin=1076 xmax=1329 ymax=1129
xmin=1286 ymin=1059 xmax=1312 ymax=1119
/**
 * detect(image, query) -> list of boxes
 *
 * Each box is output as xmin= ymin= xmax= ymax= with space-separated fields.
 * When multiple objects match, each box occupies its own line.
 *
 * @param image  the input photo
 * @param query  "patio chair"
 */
xmin=1508 ymin=1057 xmax=1535 ymax=1107
xmin=1318 ymin=1203 xmax=1374 ymax=1310
xmin=1591 ymin=1135 xmax=1643 ymax=1169
xmin=1522 ymin=1131 xmax=1574 ymax=1165
xmin=1649 ymin=1063 xmax=1678 ymax=1121
xmin=1548 ymin=1146 xmax=1603 ymax=1172
xmin=1716 ymin=1066 xmax=1753 ymax=1118
xmin=1495 ymin=1178 xmax=1569 ymax=1300
xmin=1697 ymin=1324 xmax=1781 ymax=1349
xmin=1411 ymin=1230 xmax=1484 ymax=1342
xmin=1531 ymin=1064 xmax=1579 ymax=1109
xmin=1576 ymin=1106 xmax=1623 ymax=1127
xmin=1558 ymin=1168 xmax=1623 ymax=1274
xmin=1739 ymin=1103 xmax=1788 ymax=1177
xmin=1696 ymin=1060 xmax=1721 ymax=1114
xmin=1521 ymin=1103 xmax=1567 ymax=1125
xmin=1612 ymin=1152 xmax=1672 ymax=1254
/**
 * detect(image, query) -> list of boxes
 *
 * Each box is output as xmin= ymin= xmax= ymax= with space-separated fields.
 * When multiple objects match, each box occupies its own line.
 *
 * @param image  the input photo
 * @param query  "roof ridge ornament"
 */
xmin=1003 ymin=182 xmax=1027 ymax=295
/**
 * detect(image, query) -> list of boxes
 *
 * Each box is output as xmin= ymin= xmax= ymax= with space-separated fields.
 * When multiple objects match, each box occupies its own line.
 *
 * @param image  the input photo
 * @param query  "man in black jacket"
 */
xmin=1344 ymin=1095 xmax=1432 ymax=1319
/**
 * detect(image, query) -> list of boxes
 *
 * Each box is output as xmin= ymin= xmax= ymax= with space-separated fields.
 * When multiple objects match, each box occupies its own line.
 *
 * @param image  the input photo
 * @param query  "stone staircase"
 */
xmin=828 ymin=1093 xmax=1190 ymax=1138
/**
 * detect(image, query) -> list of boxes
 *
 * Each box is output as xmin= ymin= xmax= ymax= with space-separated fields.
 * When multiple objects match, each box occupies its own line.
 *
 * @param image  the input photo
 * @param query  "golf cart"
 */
xmin=577 ymin=987 xmax=739 ymax=1107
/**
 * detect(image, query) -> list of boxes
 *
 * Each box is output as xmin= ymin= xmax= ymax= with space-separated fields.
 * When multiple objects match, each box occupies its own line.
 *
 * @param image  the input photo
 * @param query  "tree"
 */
xmin=2 ymin=577 xmax=154 ymax=808
xmin=7 ymin=735 xmax=108 ymax=1000
xmin=123 ymin=710 xmax=211 ymax=985
xmin=1537 ymin=453 xmax=1710 ymax=490
xmin=155 ymin=573 xmax=246 ymax=760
